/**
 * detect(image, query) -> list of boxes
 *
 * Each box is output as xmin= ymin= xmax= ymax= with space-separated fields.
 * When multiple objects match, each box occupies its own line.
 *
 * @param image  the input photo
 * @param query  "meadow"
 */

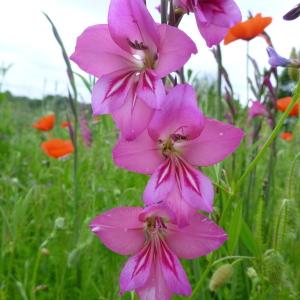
xmin=1 ymin=1 xmax=300 ymax=300
xmin=1 ymin=75 xmax=299 ymax=299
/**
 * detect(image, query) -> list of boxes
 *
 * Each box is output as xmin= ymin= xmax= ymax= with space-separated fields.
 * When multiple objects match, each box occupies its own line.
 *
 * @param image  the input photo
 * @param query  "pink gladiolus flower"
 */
xmin=90 ymin=205 xmax=227 ymax=299
xmin=248 ymin=100 xmax=267 ymax=120
xmin=70 ymin=0 xmax=197 ymax=140
xmin=178 ymin=0 xmax=242 ymax=47
xmin=113 ymin=84 xmax=244 ymax=225
xmin=80 ymin=114 xmax=92 ymax=147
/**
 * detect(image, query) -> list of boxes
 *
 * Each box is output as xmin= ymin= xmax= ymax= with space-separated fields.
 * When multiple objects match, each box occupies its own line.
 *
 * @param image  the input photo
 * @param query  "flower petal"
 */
xmin=137 ymin=262 xmax=172 ymax=300
xmin=108 ymin=0 xmax=159 ymax=52
xmin=112 ymin=131 xmax=163 ymax=174
xmin=155 ymin=24 xmax=197 ymax=77
xmin=194 ymin=0 xmax=242 ymax=47
xmin=176 ymin=159 xmax=214 ymax=212
xmin=120 ymin=242 xmax=153 ymax=294
xmin=159 ymin=240 xmax=192 ymax=296
xmin=90 ymin=207 xmax=144 ymax=255
xmin=70 ymin=24 xmax=133 ymax=78
xmin=137 ymin=71 xmax=166 ymax=110
xmin=92 ymin=69 xmax=134 ymax=115
xmin=166 ymin=213 xmax=227 ymax=259
xmin=163 ymin=186 xmax=197 ymax=227
xmin=180 ymin=118 xmax=244 ymax=166
xmin=112 ymin=90 xmax=155 ymax=141
xmin=148 ymin=84 xmax=204 ymax=141
xmin=143 ymin=159 xmax=175 ymax=205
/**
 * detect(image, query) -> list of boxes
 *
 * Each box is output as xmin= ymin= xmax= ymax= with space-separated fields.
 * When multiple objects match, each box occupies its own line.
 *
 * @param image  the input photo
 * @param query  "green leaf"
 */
xmin=227 ymin=202 xmax=243 ymax=254
xmin=241 ymin=219 xmax=258 ymax=256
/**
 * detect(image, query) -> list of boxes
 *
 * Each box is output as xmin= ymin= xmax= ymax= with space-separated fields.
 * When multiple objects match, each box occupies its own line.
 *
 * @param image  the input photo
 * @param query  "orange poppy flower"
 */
xmin=61 ymin=121 xmax=71 ymax=128
xmin=276 ymin=96 xmax=299 ymax=116
xmin=224 ymin=14 xmax=272 ymax=45
xmin=280 ymin=132 xmax=293 ymax=141
xmin=32 ymin=114 xmax=56 ymax=131
xmin=41 ymin=139 xmax=74 ymax=159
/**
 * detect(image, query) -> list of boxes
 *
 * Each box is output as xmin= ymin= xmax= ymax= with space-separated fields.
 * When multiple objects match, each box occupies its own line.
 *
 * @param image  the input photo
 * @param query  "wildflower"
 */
xmin=176 ymin=0 xmax=241 ymax=47
xmin=90 ymin=205 xmax=227 ymax=300
xmin=267 ymin=47 xmax=291 ymax=68
xmin=276 ymin=96 xmax=299 ymax=117
xmin=280 ymin=132 xmax=293 ymax=141
xmin=248 ymin=100 xmax=267 ymax=120
xmin=61 ymin=121 xmax=72 ymax=128
xmin=41 ymin=139 xmax=74 ymax=159
xmin=80 ymin=115 xmax=92 ymax=147
xmin=113 ymin=84 xmax=244 ymax=225
xmin=224 ymin=13 xmax=272 ymax=45
xmin=71 ymin=0 xmax=197 ymax=140
xmin=32 ymin=114 xmax=55 ymax=131
xmin=283 ymin=3 xmax=300 ymax=21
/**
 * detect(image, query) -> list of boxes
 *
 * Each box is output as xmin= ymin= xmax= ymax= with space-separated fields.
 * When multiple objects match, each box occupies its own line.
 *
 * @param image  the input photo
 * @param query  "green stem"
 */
xmin=236 ymin=80 xmax=300 ymax=192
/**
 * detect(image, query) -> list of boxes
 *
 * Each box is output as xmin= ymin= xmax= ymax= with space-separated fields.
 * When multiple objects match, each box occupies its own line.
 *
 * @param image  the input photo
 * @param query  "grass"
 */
xmin=0 ymin=86 xmax=300 ymax=300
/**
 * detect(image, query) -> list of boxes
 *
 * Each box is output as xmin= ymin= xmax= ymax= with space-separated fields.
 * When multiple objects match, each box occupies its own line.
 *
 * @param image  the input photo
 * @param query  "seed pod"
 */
xmin=263 ymin=250 xmax=284 ymax=285
xmin=209 ymin=264 xmax=233 ymax=291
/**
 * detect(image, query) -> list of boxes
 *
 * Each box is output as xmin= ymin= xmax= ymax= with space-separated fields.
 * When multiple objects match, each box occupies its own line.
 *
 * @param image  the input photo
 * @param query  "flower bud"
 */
xmin=209 ymin=264 xmax=233 ymax=291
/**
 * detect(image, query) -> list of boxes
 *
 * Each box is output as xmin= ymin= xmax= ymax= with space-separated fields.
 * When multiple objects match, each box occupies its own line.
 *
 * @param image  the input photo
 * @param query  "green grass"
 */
xmin=0 ymin=90 xmax=299 ymax=300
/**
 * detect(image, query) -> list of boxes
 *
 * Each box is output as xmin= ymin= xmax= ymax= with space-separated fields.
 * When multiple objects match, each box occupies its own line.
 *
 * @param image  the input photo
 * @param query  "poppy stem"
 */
xmin=236 ymin=79 xmax=300 ymax=191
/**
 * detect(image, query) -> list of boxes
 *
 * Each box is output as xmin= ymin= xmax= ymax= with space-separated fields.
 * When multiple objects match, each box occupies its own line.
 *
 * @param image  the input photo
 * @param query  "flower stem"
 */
xmin=236 ymin=80 xmax=300 ymax=191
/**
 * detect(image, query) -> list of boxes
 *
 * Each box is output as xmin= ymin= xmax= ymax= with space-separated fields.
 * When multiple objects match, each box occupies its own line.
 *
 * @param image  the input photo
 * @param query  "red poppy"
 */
xmin=224 ymin=14 xmax=272 ymax=45
xmin=32 ymin=114 xmax=56 ymax=131
xmin=280 ymin=132 xmax=293 ymax=141
xmin=41 ymin=139 xmax=74 ymax=159
xmin=61 ymin=121 xmax=71 ymax=128
xmin=276 ymin=96 xmax=299 ymax=117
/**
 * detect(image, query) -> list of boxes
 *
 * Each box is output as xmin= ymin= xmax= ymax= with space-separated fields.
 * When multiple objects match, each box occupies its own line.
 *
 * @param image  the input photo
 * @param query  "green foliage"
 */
xmin=1 ymin=86 xmax=300 ymax=300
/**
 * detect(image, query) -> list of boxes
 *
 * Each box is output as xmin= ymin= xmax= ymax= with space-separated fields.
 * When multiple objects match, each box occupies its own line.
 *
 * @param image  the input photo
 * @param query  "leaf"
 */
xmin=227 ymin=202 xmax=243 ymax=254
xmin=240 ymin=219 xmax=258 ymax=256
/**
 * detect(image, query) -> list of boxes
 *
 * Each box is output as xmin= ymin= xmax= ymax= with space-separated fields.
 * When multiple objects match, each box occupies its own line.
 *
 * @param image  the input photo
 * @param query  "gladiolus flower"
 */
xmin=32 ymin=114 xmax=55 ymax=131
xmin=71 ymin=0 xmax=197 ymax=140
xmin=113 ymin=84 xmax=244 ymax=225
xmin=280 ymin=132 xmax=293 ymax=141
xmin=267 ymin=47 xmax=291 ymax=68
xmin=41 ymin=139 xmax=74 ymax=159
xmin=248 ymin=100 xmax=267 ymax=120
xmin=224 ymin=14 xmax=272 ymax=45
xmin=61 ymin=121 xmax=72 ymax=128
xmin=90 ymin=205 xmax=227 ymax=300
xmin=177 ymin=0 xmax=241 ymax=47
xmin=276 ymin=96 xmax=299 ymax=117
xmin=80 ymin=115 xmax=92 ymax=147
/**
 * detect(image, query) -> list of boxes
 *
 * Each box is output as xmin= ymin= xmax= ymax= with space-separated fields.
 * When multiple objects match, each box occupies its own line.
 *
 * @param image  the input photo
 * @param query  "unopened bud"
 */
xmin=209 ymin=264 xmax=233 ymax=291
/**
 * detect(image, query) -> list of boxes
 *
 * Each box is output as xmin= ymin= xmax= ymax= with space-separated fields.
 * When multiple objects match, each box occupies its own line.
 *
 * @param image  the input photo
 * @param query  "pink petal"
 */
xmin=159 ymin=239 xmax=192 ymax=296
xmin=70 ymin=24 xmax=133 ymax=78
xmin=120 ymin=243 xmax=153 ymax=293
xmin=90 ymin=207 xmax=144 ymax=255
xmin=91 ymin=69 xmax=134 ymax=115
xmin=155 ymin=24 xmax=197 ymax=77
xmin=139 ymin=204 xmax=176 ymax=223
xmin=164 ymin=186 xmax=197 ymax=227
xmin=180 ymin=118 xmax=244 ymax=166
xmin=112 ymin=90 xmax=155 ymax=141
xmin=137 ymin=71 xmax=166 ymax=109
xmin=108 ymin=0 xmax=159 ymax=52
xmin=143 ymin=159 xmax=175 ymax=205
xmin=195 ymin=1 xmax=242 ymax=47
xmin=148 ymin=84 xmax=204 ymax=141
xmin=137 ymin=262 xmax=172 ymax=300
xmin=176 ymin=159 xmax=214 ymax=212
xmin=112 ymin=131 xmax=163 ymax=174
xmin=166 ymin=213 xmax=228 ymax=259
